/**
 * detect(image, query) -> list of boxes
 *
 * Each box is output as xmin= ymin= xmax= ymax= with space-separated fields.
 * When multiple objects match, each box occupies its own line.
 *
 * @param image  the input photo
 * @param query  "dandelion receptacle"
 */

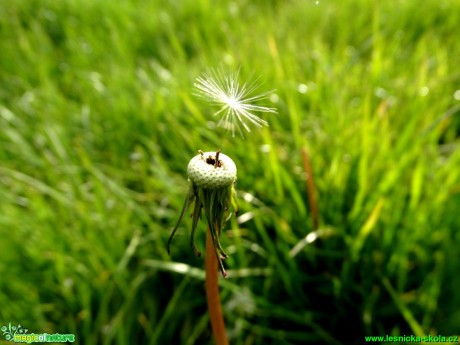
xmin=168 ymin=150 xmax=238 ymax=277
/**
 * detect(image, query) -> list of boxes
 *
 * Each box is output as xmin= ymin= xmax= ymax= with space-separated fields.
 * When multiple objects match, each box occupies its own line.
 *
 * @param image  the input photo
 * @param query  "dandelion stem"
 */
xmin=302 ymin=146 xmax=319 ymax=230
xmin=205 ymin=225 xmax=229 ymax=345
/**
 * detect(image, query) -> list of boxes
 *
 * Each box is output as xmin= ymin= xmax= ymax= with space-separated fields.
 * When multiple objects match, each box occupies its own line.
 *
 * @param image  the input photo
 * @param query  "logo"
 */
xmin=1 ymin=323 xmax=75 ymax=343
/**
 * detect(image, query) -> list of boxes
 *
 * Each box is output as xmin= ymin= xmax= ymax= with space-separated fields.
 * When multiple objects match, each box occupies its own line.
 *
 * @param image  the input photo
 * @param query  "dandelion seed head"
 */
xmin=193 ymin=69 xmax=277 ymax=137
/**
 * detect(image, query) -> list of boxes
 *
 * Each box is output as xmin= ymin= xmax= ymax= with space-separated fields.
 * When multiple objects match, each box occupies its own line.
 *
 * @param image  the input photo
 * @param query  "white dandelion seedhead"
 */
xmin=193 ymin=69 xmax=277 ymax=137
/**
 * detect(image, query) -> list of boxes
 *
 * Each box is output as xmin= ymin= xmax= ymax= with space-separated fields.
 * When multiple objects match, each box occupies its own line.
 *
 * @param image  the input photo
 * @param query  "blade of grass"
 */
xmin=381 ymin=277 xmax=425 ymax=338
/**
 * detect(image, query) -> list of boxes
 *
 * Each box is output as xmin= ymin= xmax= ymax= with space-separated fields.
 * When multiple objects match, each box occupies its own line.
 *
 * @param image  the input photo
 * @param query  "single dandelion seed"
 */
xmin=194 ymin=69 xmax=277 ymax=137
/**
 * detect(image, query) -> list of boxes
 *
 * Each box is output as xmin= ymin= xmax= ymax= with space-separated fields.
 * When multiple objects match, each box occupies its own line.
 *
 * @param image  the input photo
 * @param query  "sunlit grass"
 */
xmin=0 ymin=0 xmax=459 ymax=344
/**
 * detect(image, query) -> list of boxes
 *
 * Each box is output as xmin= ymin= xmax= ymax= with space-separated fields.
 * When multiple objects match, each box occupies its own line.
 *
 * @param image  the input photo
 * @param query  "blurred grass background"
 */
xmin=1 ymin=0 xmax=459 ymax=344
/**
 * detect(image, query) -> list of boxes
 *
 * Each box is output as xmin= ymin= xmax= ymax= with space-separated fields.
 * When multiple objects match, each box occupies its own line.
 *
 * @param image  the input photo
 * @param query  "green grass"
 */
xmin=1 ymin=0 xmax=460 ymax=344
